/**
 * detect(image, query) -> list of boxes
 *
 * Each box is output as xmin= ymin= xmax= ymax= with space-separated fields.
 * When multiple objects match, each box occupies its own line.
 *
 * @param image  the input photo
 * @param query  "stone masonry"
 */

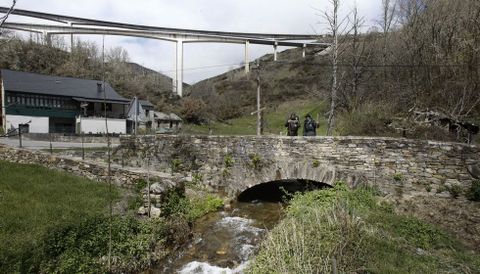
xmin=0 ymin=144 xmax=179 ymax=189
xmin=118 ymin=135 xmax=480 ymax=198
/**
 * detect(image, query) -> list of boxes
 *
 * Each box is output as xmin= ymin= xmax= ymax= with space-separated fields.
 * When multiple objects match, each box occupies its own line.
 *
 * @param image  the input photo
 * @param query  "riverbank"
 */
xmin=0 ymin=161 xmax=223 ymax=273
xmin=247 ymin=184 xmax=480 ymax=273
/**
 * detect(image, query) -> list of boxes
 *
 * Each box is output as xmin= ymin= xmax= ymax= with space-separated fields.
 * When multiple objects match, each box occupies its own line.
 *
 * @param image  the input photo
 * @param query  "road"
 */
xmin=0 ymin=137 xmax=114 ymax=150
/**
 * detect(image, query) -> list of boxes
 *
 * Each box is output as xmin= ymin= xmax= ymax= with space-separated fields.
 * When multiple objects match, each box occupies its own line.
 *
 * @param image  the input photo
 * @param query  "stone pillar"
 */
xmin=44 ymin=31 xmax=52 ymax=46
xmin=273 ymin=41 xmax=278 ymax=61
xmin=69 ymin=22 xmax=74 ymax=52
xmin=244 ymin=40 xmax=250 ymax=74
xmin=175 ymin=40 xmax=184 ymax=97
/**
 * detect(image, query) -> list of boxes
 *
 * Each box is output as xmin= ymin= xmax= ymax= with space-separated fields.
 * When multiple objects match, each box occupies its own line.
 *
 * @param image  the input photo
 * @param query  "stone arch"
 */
xmin=237 ymin=179 xmax=332 ymax=202
xmin=229 ymin=160 xmax=370 ymax=198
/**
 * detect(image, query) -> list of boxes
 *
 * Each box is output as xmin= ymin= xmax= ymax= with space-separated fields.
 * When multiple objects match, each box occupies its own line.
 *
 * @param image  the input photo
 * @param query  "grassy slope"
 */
xmin=0 ymin=161 xmax=119 ymax=273
xmin=247 ymin=185 xmax=480 ymax=274
xmin=183 ymin=99 xmax=328 ymax=136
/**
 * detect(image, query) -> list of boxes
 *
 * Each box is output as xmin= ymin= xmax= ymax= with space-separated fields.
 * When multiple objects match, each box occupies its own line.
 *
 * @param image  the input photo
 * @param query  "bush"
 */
xmin=179 ymin=97 xmax=209 ymax=124
xmin=336 ymin=103 xmax=394 ymax=136
xmin=224 ymin=154 xmax=234 ymax=168
xmin=247 ymin=183 xmax=476 ymax=274
xmin=160 ymin=189 xmax=223 ymax=223
xmin=466 ymin=180 xmax=480 ymax=201
xmin=448 ymin=185 xmax=462 ymax=199
xmin=40 ymin=216 xmax=170 ymax=274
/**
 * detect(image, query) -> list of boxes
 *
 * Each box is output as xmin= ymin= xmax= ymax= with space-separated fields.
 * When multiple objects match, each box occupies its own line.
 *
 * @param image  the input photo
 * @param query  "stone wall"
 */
xmin=119 ymin=135 xmax=480 ymax=198
xmin=0 ymin=144 xmax=175 ymax=189
xmin=23 ymin=133 xmax=120 ymax=144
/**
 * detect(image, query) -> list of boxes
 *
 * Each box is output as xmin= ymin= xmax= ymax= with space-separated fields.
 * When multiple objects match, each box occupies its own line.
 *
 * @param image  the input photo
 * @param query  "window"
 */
xmin=101 ymin=103 xmax=112 ymax=111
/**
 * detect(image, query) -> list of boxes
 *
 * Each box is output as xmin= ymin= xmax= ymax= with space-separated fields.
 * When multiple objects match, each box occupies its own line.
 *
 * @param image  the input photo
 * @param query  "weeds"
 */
xmin=249 ymin=153 xmax=262 ymax=170
xmin=247 ymin=184 xmax=480 ymax=274
xmin=170 ymin=159 xmax=182 ymax=173
xmin=224 ymin=154 xmax=234 ymax=168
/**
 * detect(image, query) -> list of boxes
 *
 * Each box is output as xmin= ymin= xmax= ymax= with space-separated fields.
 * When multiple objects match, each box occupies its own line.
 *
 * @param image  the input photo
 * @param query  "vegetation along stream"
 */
xmin=153 ymin=180 xmax=328 ymax=273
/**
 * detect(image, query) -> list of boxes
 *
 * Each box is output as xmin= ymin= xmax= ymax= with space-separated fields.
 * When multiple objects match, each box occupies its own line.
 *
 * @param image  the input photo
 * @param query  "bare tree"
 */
xmin=323 ymin=0 xmax=349 ymax=136
xmin=325 ymin=0 xmax=340 ymax=136
xmin=0 ymin=0 xmax=17 ymax=28
xmin=379 ymin=0 xmax=396 ymax=93
xmin=344 ymin=2 xmax=372 ymax=111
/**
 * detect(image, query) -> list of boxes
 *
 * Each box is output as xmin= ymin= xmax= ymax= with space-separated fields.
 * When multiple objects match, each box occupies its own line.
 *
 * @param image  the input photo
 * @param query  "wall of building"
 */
xmin=6 ymin=114 xmax=49 ymax=133
xmin=76 ymin=116 xmax=126 ymax=134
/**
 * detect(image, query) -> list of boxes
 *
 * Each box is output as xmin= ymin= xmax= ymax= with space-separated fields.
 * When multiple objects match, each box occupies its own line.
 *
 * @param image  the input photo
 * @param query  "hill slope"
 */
xmin=0 ymin=37 xmax=181 ymax=109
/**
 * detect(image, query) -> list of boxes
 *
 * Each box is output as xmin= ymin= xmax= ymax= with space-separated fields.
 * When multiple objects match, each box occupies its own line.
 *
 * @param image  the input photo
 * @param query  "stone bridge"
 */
xmin=118 ymin=135 xmax=480 ymax=199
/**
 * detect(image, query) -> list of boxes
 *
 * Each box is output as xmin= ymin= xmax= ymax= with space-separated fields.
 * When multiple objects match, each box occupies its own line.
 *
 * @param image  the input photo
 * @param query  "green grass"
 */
xmin=183 ymin=99 xmax=328 ymax=136
xmin=0 ymin=161 xmax=119 ymax=273
xmin=247 ymin=184 xmax=480 ymax=274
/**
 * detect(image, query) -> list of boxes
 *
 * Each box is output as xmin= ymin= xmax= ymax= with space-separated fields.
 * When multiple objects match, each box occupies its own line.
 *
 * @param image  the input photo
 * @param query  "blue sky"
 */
xmin=1 ymin=0 xmax=382 ymax=83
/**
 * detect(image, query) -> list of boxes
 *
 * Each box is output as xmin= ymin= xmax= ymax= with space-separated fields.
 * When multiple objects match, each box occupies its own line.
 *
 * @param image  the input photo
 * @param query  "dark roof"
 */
xmin=139 ymin=99 xmax=154 ymax=109
xmin=1 ymin=69 xmax=130 ymax=103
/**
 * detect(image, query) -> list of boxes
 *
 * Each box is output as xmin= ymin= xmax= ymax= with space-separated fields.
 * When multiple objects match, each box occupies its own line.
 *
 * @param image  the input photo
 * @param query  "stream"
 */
xmin=153 ymin=201 xmax=284 ymax=274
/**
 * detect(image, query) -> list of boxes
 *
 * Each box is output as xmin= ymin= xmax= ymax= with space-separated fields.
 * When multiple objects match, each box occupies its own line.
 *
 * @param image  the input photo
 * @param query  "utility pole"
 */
xmin=18 ymin=125 xmax=22 ymax=148
xmin=255 ymin=61 xmax=263 ymax=136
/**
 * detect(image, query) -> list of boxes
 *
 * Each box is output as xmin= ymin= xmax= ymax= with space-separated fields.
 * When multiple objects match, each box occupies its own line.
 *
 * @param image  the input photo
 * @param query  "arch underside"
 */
xmin=237 ymin=179 xmax=332 ymax=202
xmin=226 ymin=161 xmax=371 ymax=198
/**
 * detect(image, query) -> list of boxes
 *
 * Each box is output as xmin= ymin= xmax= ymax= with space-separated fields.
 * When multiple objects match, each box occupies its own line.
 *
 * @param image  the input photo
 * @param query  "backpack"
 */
xmin=305 ymin=120 xmax=315 ymax=132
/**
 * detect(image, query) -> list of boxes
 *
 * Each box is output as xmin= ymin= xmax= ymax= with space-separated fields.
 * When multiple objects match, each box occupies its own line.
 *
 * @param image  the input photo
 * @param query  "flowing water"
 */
xmin=153 ymin=201 xmax=284 ymax=274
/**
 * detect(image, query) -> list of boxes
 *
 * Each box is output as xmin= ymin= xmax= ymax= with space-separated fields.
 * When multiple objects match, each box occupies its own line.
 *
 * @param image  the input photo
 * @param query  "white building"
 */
xmin=1 ymin=69 xmax=130 ymax=134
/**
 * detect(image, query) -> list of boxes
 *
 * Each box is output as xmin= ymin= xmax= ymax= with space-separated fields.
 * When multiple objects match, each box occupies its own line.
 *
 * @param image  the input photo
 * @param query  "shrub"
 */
xmin=247 ymin=183 xmax=473 ymax=274
xmin=249 ymin=153 xmax=262 ymax=170
xmin=393 ymin=173 xmax=404 ymax=182
xmin=160 ymin=189 xmax=223 ymax=223
xmin=425 ymin=185 xmax=432 ymax=192
xmin=192 ymin=173 xmax=203 ymax=184
xmin=448 ymin=185 xmax=462 ymax=199
xmin=40 ymin=216 xmax=170 ymax=274
xmin=336 ymin=103 xmax=394 ymax=136
xmin=224 ymin=154 xmax=234 ymax=168
xmin=170 ymin=159 xmax=182 ymax=173
xmin=312 ymin=159 xmax=320 ymax=168
xmin=466 ymin=180 xmax=480 ymax=202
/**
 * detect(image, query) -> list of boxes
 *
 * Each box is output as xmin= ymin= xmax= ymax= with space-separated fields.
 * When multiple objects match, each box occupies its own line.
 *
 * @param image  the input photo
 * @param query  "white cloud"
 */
xmin=1 ymin=0 xmax=382 ymax=83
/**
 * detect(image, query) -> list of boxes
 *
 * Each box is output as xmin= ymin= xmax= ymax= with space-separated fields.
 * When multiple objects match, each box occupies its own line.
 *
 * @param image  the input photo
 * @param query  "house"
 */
xmin=126 ymin=97 xmax=182 ymax=134
xmin=0 ymin=69 xmax=130 ymax=134
xmin=148 ymin=111 xmax=182 ymax=133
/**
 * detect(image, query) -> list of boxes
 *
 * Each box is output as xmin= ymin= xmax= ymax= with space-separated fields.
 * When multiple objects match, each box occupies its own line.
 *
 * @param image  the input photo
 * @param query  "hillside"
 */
xmin=0 ymin=37 xmax=181 ymax=109
xmin=186 ymin=47 xmax=331 ymax=121
xmin=182 ymin=0 xmax=480 ymax=142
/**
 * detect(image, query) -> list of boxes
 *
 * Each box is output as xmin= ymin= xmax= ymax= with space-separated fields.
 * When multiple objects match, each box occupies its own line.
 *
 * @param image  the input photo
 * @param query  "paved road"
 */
xmin=0 ymin=137 xmax=115 ymax=150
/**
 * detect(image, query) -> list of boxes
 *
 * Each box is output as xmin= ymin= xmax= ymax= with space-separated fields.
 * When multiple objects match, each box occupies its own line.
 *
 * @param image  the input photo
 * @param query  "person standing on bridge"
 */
xmin=303 ymin=114 xmax=319 ymax=136
xmin=285 ymin=113 xmax=300 ymax=136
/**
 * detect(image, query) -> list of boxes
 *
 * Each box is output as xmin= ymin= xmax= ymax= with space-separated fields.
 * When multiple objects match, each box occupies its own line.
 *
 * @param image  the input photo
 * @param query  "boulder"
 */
xmin=149 ymin=182 xmax=166 ymax=194
xmin=137 ymin=206 xmax=147 ymax=215
xmin=467 ymin=164 xmax=480 ymax=179
xmin=150 ymin=206 xmax=162 ymax=218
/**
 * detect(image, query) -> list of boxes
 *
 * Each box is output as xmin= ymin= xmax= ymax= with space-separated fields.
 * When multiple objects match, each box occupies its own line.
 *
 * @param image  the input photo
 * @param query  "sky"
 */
xmin=1 ymin=0 xmax=382 ymax=84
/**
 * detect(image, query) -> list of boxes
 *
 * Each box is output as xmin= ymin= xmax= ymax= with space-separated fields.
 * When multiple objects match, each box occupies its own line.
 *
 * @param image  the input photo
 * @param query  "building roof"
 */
xmin=153 ymin=111 xmax=182 ymax=121
xmin=139 ymin=99 xmax=154 ymax=109
xmin=1 ymin=69 xmax=130 ymax=103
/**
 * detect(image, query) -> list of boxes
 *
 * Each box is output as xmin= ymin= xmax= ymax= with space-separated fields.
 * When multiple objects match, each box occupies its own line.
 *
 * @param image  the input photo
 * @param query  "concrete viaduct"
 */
xmin=0 ymin=7 xmax=329 ymax=97
xmin=118 ymin=135 xmax=480 ymax=199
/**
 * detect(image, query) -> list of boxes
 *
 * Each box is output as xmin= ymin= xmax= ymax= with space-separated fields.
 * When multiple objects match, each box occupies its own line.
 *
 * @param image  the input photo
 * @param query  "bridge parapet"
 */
xmin=118 ymin=135 xmax=479 ymax=199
